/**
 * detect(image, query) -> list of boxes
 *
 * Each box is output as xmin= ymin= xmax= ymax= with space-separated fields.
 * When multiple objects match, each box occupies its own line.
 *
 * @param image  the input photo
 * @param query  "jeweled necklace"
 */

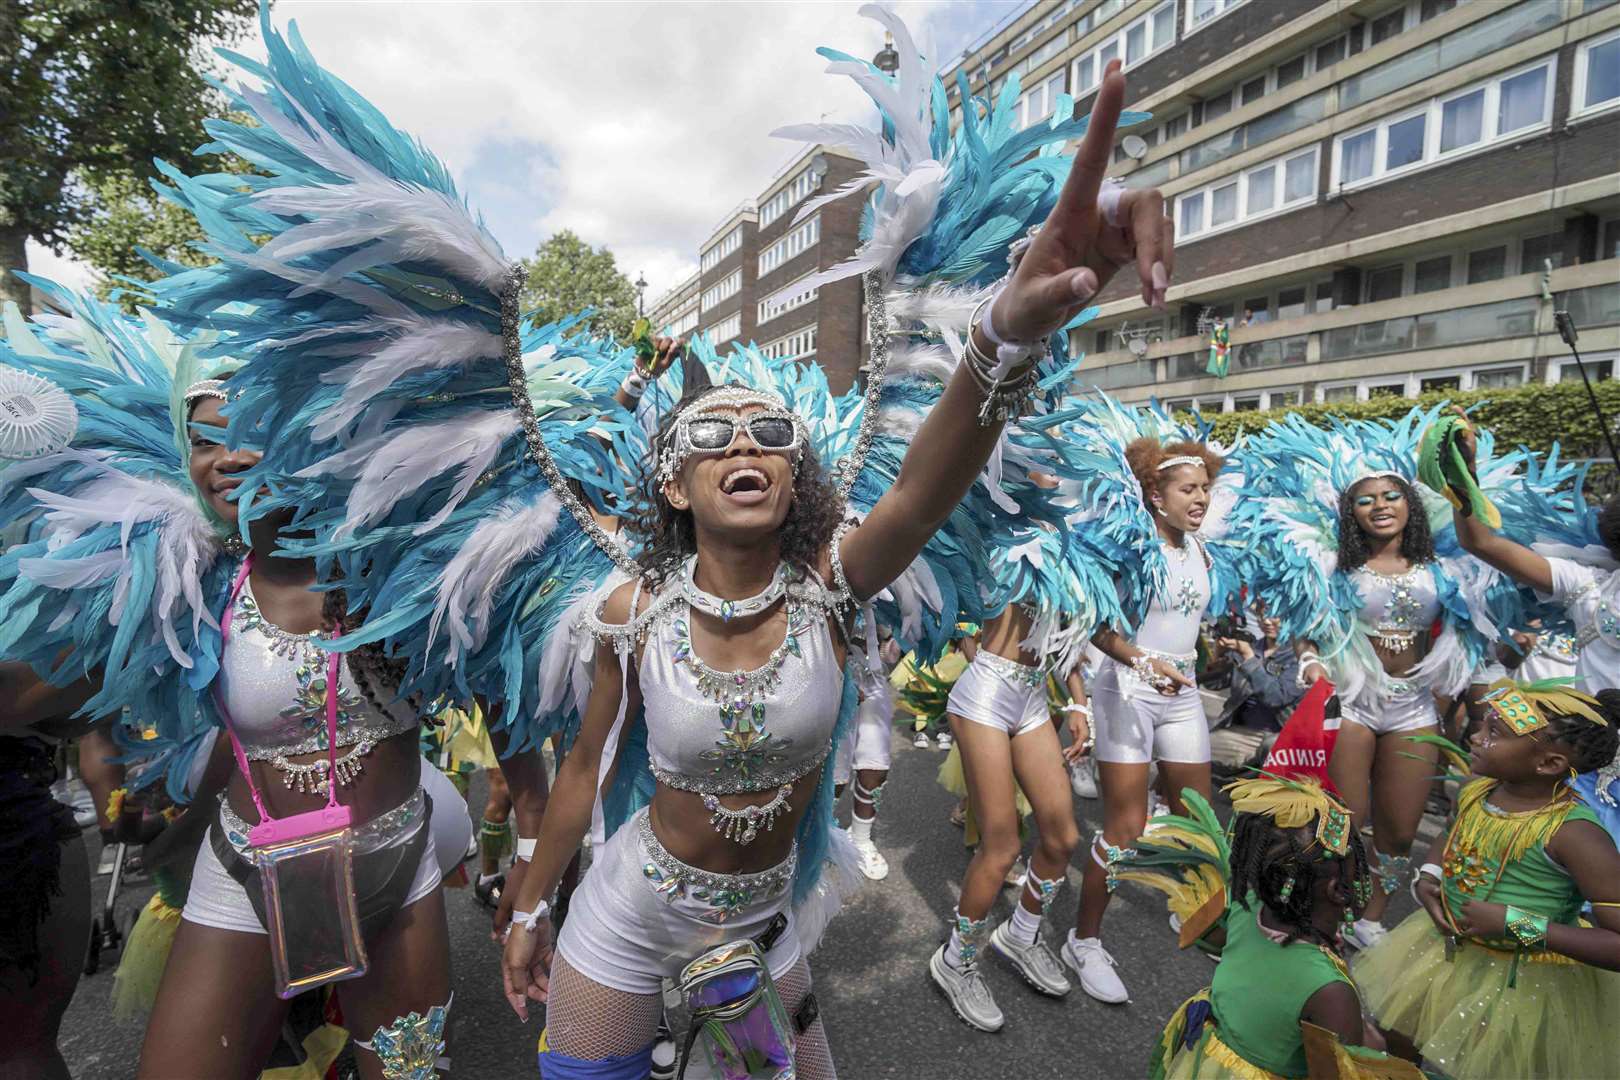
xmin=680 ymin=556 xmax=789 ymax=623
xmin=1164 ymin=536 xmax=1201 ymax=618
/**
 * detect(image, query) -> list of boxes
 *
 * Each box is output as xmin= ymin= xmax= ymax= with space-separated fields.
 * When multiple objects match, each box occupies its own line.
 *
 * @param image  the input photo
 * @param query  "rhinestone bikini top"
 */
xmin=1353 ymin=564 xmax=1440 ymax=648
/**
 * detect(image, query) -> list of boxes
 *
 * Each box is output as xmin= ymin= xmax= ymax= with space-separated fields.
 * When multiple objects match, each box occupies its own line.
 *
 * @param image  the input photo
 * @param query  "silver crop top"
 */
xmin=637 ymin=594 xmax=844 ymax=796
xmin=217 ymin=579 xmax=417 ymax=760
xmin=1134 ymin=537 xmax=1212 ymax=657
xmin=1352 ymin=564 xmax=1440 ymax=651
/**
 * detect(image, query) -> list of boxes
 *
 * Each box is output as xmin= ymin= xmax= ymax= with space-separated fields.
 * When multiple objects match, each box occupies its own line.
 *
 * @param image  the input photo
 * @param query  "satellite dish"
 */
xmin=1127 ymin=336 xmax=1149 ymax=357
xmin=1122 ymin=134 xmax=1150 ymax=160
xmin=0 ymin=366 xmax=77 ymax=461
xmin=810 ymin=153 xmax=830 ymax=178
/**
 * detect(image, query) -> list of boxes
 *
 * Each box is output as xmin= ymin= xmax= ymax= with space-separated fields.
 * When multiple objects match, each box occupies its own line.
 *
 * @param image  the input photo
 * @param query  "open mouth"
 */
xmin=1369 ymin=513 xmax=1396 ymax=527
xmin=719 ymin=467 xmax=771 ymax=506
xmin=214 ymin=479 xmax=242 ymax=496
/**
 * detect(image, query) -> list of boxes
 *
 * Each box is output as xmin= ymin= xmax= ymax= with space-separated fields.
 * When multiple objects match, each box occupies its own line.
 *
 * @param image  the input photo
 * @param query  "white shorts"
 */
xmin=946 ymin=652 xmax=1049 ymax=738
xmin=1091 ymin=656 xmax=1209 ymax=765
xmin=555 ymin=808 xmax=799 ymax=995
xmin=835 ymin=680 xmax=895 ymax=784
xmin=420 ymin=760 xmax=473 ymax=878
xmin=1341 ymin=681 xmax=1438 ymax=734
xmin=182 ymin=788 xmax=442 ymax=935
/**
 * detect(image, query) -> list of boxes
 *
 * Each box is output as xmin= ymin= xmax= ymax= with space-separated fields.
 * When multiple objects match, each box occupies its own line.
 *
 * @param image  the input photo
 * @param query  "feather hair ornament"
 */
xmin=1224 ymin=772 xmax=1354 ymax=857
xmin=1481 ymin=677 xmax=1608 ymax=736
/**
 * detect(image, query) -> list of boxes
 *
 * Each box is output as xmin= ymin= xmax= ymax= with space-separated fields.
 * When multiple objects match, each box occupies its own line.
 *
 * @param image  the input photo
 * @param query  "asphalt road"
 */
xmin=60 ymin=733 xmax=1419 ymax=1079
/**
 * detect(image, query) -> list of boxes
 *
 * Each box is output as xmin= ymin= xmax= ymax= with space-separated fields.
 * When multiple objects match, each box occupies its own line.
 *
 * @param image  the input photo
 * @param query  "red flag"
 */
xmin=1262 ymin=678 xmax=1341 ymax=792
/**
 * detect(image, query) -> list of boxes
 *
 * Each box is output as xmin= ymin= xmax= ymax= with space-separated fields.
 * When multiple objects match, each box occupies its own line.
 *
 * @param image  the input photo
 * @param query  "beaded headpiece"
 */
xmin=1156 ymin=454 xmax=1206 ymax=472
xmin=655 ymin=385 xmax=804 ymax=488
xmin=1344 ymin=468 xmax=1404 ymax=491
xmin=182 ymin=379 xmax=229 ymax=407
xmin=1225 ymin=773 xmax=1353 ymax=857
xmin=1482 ymin=677 xmax=1608 ymax=737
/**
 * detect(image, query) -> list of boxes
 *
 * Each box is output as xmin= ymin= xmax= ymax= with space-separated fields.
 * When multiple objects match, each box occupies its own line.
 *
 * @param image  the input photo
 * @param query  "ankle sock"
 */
xmin=1007 ymin=901 xmax=1043 ymax=947
xmin=849 ymin=815 xmax=874 ymax=845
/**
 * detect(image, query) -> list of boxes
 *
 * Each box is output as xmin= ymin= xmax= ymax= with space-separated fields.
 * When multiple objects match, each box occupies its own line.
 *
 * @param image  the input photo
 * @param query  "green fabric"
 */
xmin=1208 ymin=892 xmax=1351 ymax=1078
xmin=1442 ymin=803 xmax=1599 ymax=934
xmin=1417 ymin=413 xmax=1500 ymax=527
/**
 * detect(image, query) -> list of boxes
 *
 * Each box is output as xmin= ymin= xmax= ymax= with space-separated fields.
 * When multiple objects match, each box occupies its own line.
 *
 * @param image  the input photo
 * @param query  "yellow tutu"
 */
xmin=937 ymin=744 xmax=1031 ymax=847
xmin=1355 ymin=911 xmax=1620 ymax=1079
xmin=112 ymin=894 xmax=184 ymax=1020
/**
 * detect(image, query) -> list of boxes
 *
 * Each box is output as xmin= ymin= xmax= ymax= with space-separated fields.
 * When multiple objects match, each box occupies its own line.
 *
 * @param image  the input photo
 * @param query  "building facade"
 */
xmin=646 ymin=147 xmax=868 ymax=393
xmin=939 ymin=0 xmax=1619 ymax=412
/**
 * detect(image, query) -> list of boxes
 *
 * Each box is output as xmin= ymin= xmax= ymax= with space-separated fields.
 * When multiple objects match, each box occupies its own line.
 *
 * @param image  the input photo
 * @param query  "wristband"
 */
xmin=512 ymin=896 xmax=552 ymax=932
xmin=620 ymin=370 xmax=648 ymax=400
xmin=1505 ymin=905 xmax=1548 ymax=949
xmin=1061 ymin=703 xmax=1091 ymax=717
xmin=1411 ymin=862 xmax=1443 ymax=903
xmin=515 ymin=837 xmax=537 ymax=862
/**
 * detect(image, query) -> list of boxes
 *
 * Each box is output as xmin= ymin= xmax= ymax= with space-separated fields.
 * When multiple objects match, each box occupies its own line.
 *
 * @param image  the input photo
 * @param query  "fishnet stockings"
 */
xmin=542 ymin=955 xmax=836 ymax=1078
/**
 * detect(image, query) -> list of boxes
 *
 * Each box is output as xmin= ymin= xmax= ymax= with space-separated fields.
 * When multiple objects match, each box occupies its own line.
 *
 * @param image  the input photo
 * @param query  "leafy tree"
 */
xmin=518 ymin=230 xmax=640 ymax=342
xmin=0 ymin=0 xmax=257 ymax=310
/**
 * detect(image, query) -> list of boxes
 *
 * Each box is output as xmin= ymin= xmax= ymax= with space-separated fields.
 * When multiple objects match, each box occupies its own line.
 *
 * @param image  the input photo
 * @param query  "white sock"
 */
xmin=478 ymin=872 xmax=499 ymax=886
xmin=944 ymin=926 xmax=967 ymax=970
xmin=850 ymin=815 xmax=875 ymax=844
xmin=1007 ymin=900 xmax=1043 ymax=947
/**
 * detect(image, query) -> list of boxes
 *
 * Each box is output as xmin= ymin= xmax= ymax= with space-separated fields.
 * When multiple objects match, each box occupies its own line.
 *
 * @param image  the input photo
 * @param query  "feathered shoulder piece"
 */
xmin=1225 ymin=773 xmax=1354 ymax=857
xmin=142 ymin=7 xmax=639 ymax=747
xmin=1228 ymin=404 xmax=1539 ymax=702
xmin=1107 ymin=789 xmax=1230 ymax=950
xmin=1038 ymin=393 xmax=1248 ymax=628
xmin=0 ymin=278 xmax=230 ymax=763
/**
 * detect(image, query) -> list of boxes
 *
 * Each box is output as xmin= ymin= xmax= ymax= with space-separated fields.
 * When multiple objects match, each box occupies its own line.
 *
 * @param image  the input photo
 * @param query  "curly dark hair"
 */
xmin=1598 ymin=495 xmax=1620 ymax=562
xmin=1230 ymin=811 xmax=1372 ymax=953
xmin=626 ymin=381 xmax=844 ymax=587
xmin=1544 ymin=688 xmax=1620 ymax=775
xmin=1336 ymin=473 xmax=1435 ymax=572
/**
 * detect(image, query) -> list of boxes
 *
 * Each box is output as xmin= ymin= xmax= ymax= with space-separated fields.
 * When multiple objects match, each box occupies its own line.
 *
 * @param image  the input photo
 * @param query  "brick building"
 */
xmin=940 ymin=0 xmax=1620 ymax=411
xmin=647 ymin=147 xmax=868 ymax=393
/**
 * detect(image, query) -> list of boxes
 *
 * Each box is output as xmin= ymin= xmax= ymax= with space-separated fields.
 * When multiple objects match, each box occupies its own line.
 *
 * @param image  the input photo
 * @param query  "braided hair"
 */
xmin=1229 ymin=811 xmax=1373 ymax=952
xmin=1335 ymin=474 xmax=1435 ymax=572
xmin=320 ymin=588 xmax=412 ymax=718
xmin=1545 ymin=688 xmax=1620 ymax=774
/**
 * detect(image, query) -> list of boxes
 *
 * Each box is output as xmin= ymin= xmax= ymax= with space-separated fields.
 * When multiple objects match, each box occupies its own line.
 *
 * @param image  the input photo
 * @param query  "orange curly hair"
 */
xmin=1123 ymin=438 xmax=1224 ymax=499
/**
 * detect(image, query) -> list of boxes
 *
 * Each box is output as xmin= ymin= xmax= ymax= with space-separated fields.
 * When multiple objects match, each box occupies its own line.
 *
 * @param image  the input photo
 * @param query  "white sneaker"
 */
xmin=1003 ymin=856 xmax=1028 ymax=890
xmin=1069 ymin=758 xmax=1099 ymax=799
xmin=852 ymin=836 xmax=889 ymax=880
xmin=1147 ymin=791 xmax=1171 ymax=822
xmin=929 ymin=944 xmax=1005 ymax=1033
xmin=1344 ymin=919 xmax=1388 ymax=952
xmin=936 ymin=732 xmax=953 ymax=751
xmin=913 ymin=730 xmax=932 ymax=749
xmin=1063 ymin=933 xmax=1129 ymax=1004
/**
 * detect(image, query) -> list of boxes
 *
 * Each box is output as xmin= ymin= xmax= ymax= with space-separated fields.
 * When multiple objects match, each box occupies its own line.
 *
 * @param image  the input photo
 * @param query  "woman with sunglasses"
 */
xmin=1230 ymin=410 xmax=1544 ymax=954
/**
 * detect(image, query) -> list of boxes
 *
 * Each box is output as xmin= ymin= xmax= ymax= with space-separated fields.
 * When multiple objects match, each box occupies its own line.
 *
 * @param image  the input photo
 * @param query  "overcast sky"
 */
xmin=30 ymin=0 xmax=1020 ymax=304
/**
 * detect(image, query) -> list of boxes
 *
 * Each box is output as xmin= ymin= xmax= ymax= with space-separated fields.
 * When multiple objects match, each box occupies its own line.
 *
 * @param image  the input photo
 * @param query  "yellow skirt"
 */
xmin=936 ymin=744 xmax=1032 ymax=848
xmin=1355 ymin=911 xmax=1620 ymax=1079
xmin=112 ymin=895 xmax=184 ymax=1020
xmin=1153 ymin=992 xmax=1285 ymax=1080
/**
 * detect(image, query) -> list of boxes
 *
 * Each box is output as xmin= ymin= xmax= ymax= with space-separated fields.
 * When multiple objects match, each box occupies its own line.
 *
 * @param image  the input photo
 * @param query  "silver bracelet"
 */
xmin=964 ymin=303 xmax=1041 ymax=427
xmin=1130 ymin=653 xmax=1171 ymax=690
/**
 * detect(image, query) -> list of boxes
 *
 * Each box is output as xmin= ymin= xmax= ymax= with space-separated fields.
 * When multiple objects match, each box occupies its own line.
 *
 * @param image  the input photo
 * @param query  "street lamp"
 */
xmin=635 ymin=271 xmax=648 ymax=317
xmin=872 ymin=31 xmax=899 ymax=75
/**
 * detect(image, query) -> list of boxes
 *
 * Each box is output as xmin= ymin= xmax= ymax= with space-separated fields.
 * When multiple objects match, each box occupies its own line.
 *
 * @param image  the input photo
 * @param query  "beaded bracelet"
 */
xmin=1505 ymin=905 xmax=1549 ymax=949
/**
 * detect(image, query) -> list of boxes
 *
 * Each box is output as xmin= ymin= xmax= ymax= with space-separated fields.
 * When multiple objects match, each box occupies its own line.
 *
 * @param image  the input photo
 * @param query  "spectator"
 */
xmin=1214 ymin=615 xmax=1302 ymax=731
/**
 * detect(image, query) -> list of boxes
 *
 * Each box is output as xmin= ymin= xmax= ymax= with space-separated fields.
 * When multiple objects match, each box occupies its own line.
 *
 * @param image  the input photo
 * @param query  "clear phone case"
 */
xmin=256 ymin=826 xmax=367 ymax=999
xmin=680 ymin=941 xmax=795 ymax=1080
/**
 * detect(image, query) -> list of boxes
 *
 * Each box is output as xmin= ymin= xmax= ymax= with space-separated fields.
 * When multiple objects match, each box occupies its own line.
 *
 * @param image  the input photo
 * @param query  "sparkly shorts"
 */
xmin=1341 ymin=680 xmax=1438 ymax=734
xmin=947 ymin=652 xmax=1049 ymax=737
xmin=555 ymin=807 xmax=799 ymax=996
xmin=1092 ymin=653 xmax=1208 ymax=765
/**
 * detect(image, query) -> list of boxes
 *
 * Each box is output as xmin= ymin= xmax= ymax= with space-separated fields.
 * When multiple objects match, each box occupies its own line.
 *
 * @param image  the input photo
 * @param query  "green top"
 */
xmin=1209 ymin=892 xmax=1352 ymax=1078
xmin=1440 ymin=782 xmax=1599 ymax=942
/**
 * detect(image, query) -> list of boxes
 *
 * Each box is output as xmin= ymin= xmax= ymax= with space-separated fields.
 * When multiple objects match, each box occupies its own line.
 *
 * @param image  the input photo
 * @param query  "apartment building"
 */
xmin=646 ymin=147 xmax=868 ymax=392
xmin=940 ymin=0 xmax=1620 ymax=412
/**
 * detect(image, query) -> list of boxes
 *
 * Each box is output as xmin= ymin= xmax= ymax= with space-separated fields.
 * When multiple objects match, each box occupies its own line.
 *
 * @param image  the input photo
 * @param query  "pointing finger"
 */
xmin=1054 ymin=59 xmax=1126 ymax=223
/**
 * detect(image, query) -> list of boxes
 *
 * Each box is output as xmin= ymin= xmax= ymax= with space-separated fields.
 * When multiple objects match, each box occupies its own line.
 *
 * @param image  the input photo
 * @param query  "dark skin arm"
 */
xmin=1300 ymin=980 xmax=1383 ymax=1051
xmin=483 ymin=717 xmax=551 ymax=941
xmin=1456 ymin=818 xmax=1620 ymax=970
xmin=1448 ymin=407 xmax=1554 ymax=592
xmin=0 ymin=660 xmax=99 ymax=731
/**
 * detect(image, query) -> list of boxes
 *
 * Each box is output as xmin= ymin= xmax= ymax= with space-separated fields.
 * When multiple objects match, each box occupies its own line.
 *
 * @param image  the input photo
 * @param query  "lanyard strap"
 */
xmin=217 ymin=554 xmax=342 ymax=822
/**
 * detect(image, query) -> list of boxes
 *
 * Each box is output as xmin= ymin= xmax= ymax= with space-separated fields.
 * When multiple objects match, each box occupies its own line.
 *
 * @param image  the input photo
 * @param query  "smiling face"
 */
xmin=662 ymin=404 xmax=798 ymax=539
xmin=186 ymin=397 xmax=261 ymax=525
xmin=1154 ymin=463 xmax=1211 ymax=533
xmin=1349 ymin=476 xmax=1409 ymax=542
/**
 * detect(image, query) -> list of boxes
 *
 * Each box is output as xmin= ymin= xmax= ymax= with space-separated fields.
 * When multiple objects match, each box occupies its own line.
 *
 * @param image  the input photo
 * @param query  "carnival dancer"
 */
xmin=1232 ymin=407 xmax=1533 ymax=950
xmin=1355 ymin=682 xmax=1620 ymax=1078
xmin=1062 ymin=404 xmax=1245 ymax=1005
xmin=488 ymin=35 xmax=1171 ymax=1080
xmin=1114 ymin=775 xmax=1421 ymax=1079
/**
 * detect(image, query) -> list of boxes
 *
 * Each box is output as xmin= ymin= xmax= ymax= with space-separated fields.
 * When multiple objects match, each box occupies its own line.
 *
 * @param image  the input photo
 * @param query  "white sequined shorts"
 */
xmin=835 ymin=679 xmax=894 ymax=783
xmin=1092 ymin=654 xmax=1208 ymax=765
xmin=555 ymin=807 xmax=800 ymax=996
xmin=946 ymin=652 xmax=1048 ymax=737
xmin=1341 ymin=681 xmax=1438 ymax=734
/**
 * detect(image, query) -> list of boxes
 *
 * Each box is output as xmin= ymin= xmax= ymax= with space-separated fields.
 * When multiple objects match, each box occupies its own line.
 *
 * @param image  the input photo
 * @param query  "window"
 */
xmin=1312 ymin=279 xmax=1335 ymax=313
xmin=1203 ymin=89 xmax=1232 ymax=123
xmin=1073 ymin=2 xmax=1175 ymax=93
xmin=1604 ymin=220 xmax=1620 ymax=261
xmin=1322 ymin=384 xmax=1359 ymax=403
xmin=1421 ymin=0 xmax=1458 ymax=20
xmin=1241 ymin=297 xmax=1269 ymax=323
xmin=1175 ymin=147 xmax=1318 ymax=241
xmin=1368 ymin=382 xmax=1406 ymax=399
xmin=1414 ymin=256 xmax=1451 ymax=294
xmin=758 ymin=167 xmax=821 ymax=228
xmin=1073 ymin=52 xmax=1096 ymax=94
xmin=758 ymin=215 xmax=820 ymax=276
xmin=1473 ymin=366 xmax=1523 ymax=389
xmin=1420 ymin=373 xmax=1462 ymax=394
xmin=1366 ymin=265 xmax=1404 ymax=303
xmin=701 ymin=271 xmax=740 ymax=312
xmin=1521 ymin=233 xmax=1563 ymax=274
xmin=1094 ymin=329 xmax=1114 ymax=354
xmin=1163 ymin=112 xmax=1188 ymax=141
xmin=701 ymin=227 xmax=743 ymax=273
xmin=1016 ymin=72 xmax=1066 ymax=129
xmin=1332 ymin=59 xmax=1555 ymax=191
xmin=1187 ymin=0 xmax=1248 ymax=36
xmin=1231 ymin=396 xmax=1262 ymax=412
xmin=1275 ymin=54 xmax=1306 ymax=89
xmin=761 ymin=325 xmax=817 ymax=361
xmin=1370 ymin=6 xmax=1407 ymax=47
xmin=1267 ymin=388 xmax=1302 ymax=407
xmin=667 ymin=307 xmax=699 ymax=336
xmin=705 ymin=312 xmax=741 ymax=345
xmin=1467 ymin=246 xmax=1506 ymax=284
xmin=1574 ymin=31 xmax=1620 ymax=119
xmin=757 ymin=272 xmax=819 ymax=325
xmin=1315 ymin=36 xmax=1347 ymax=71
xmin=1558 ymin=359 xmax=1613 ymax=382
xmin=1240 ymin=76 xmax=1267 ymax=107
xmin=1277 ymin=287 xmax=1307 ymax=321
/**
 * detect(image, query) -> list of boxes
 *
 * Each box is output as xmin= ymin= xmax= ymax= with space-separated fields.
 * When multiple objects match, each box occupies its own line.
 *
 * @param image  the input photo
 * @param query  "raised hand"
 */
xmin=991 ymin=59 xmax=1173 ymax=344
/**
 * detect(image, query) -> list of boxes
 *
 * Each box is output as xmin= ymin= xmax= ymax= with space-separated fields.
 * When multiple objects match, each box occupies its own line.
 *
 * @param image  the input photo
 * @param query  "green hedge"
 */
xmin=1182 ymin=379 xmax=1620 ymax=461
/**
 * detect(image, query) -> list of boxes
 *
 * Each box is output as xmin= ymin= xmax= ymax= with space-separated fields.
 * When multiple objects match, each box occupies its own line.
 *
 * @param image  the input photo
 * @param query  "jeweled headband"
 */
xmin=1481 ymin=678 xmax=1607 ymax=737
xmin=654 ymin=385 xmax=804 ymax=487
xmin=1156 ymin=455 xmax=1206 ymax=472
xmin=182 ymin=379 xmax=229 ymax=407
xmin=1345 ymin=468 xmax=1404 ymax=490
